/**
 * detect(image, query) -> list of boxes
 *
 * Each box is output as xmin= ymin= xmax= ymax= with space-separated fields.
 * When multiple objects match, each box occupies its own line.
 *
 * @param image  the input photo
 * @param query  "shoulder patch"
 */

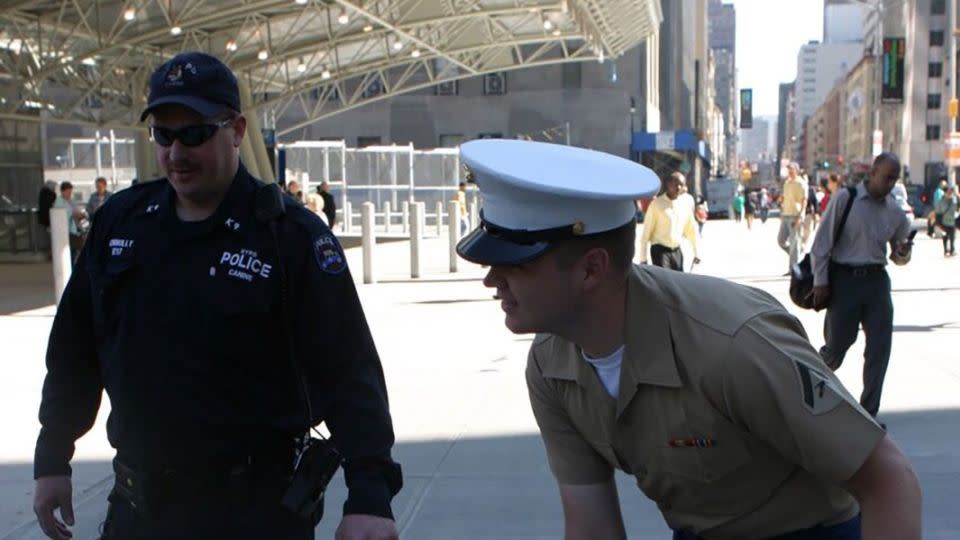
xmin=793 ymin=359 xmax=844 ymax=415
xmin=313 ymin=233 xmax=346 ymax=274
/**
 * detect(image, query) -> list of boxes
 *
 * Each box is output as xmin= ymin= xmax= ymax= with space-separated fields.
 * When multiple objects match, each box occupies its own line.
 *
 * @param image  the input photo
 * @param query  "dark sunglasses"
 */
xmin=150 ymin=118 xmax=233 ymax=147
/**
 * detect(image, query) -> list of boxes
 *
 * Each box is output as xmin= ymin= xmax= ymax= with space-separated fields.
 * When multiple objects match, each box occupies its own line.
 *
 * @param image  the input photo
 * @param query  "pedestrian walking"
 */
xmin=52 ymin=181 xmax=85 ymax=263
xmin=37 ymin=180 xmax=57 ymax=230
xmin=801 ymin=181 xmax=818 ymax=246
xmin=317 ymin=181 xmax=337 ymax=227
xmin=733 ymin=190 xmax=744 ymax=223
xmin=935 ymin=185 xmax=957 ymax=256
xmin=455 ymin=139 xmax=921 ymax=540
xmin=744 ymin=189 xmax=756 ymax=229
xmin=928 ymin=179 xmax=946 ymax=237
xmin=455 ymin=181 xmax=469 ymax=235
xmin=32 ymin=52 xmax=401 ymax=540
xmin=759 ymin=187 xmax=770 ymax=223
xmin=809 ymin=153 xmax=914 ymax=421
xmin=638 ymin=172 xmax=700 ymax=271
xmin=86 ymin=176 xmax=113 ymax=216
xmin=778 ymin=163 xmax=807 ymax=273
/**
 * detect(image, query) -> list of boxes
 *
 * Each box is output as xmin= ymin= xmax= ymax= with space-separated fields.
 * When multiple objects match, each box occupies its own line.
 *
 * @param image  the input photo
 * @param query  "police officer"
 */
xmin=32 ymin=52 xmax=401 ymax=540
xmin=456 ymin=139 xmax=921 ymax=540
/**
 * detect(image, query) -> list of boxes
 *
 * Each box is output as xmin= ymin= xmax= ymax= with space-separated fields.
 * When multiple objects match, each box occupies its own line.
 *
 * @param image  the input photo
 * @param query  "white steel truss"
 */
xmin=0 ymin=0 xmax=662 ymax=135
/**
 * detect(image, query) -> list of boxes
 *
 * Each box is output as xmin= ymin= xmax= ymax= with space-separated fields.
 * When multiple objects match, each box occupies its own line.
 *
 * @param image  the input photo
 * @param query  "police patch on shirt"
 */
xmin=793 ymin=360 xmax=844 ymax=415
xmin=314 ymin=234 xmax=346 ymax=274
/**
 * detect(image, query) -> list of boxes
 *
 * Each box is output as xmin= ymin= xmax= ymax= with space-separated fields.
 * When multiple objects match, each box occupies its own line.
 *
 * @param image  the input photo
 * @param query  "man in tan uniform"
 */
xmin=455 ymin=139 xmax=921 ymax=540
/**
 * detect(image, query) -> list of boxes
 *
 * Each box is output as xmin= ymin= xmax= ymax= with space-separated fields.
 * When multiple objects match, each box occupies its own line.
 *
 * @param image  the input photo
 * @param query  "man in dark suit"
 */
xmin=318 ymin=181 xmax=337 ymax=227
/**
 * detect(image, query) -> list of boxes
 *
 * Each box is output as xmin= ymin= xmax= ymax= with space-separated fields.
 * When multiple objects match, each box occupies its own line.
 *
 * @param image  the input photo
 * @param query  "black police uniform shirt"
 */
xmin=34 ymin=164 xmax=401 ymax=518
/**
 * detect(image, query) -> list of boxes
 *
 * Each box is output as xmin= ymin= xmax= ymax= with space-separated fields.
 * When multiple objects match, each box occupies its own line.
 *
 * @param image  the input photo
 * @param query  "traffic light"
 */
xmin=822 ymin=160 xmax=830 ymax=169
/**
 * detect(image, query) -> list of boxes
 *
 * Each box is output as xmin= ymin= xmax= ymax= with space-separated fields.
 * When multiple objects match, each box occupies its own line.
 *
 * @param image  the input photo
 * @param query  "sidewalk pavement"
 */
xmin=1 ymin=218 xmax=958 ymax=539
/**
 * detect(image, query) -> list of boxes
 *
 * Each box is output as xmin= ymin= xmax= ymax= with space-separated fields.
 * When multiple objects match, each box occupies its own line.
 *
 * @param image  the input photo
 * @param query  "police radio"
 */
xmin=256 ymin=183 xmax=342 ymax=525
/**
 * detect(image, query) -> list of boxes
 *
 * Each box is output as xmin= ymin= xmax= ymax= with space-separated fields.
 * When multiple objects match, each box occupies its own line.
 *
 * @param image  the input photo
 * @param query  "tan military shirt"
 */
xmin=526 ymin=265 xmax=884 ymax=540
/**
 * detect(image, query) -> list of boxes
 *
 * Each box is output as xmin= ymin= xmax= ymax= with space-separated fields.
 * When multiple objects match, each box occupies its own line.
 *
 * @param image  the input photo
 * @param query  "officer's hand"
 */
xmin=34 ymin=476 xmax=74 ymax=540
xmin=692 ymin=257 xmax=702 ymax=265
xmin=807 ymin=285 xmax=831 ymax=311
xmin=335 ymin=514 xmax=398 ymax=540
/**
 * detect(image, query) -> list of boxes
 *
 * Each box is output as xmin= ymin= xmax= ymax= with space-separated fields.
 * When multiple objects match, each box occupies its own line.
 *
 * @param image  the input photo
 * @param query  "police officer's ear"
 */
xmin=229 ymin=114 xmax=247 ymax=148
xmin=579 ymin=247 xmax=611 ymax=292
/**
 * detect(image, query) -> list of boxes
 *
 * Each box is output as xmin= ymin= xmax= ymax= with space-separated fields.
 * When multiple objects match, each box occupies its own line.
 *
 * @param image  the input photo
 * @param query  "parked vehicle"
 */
xmin=705 ymin=176 xmax=737 ymax=218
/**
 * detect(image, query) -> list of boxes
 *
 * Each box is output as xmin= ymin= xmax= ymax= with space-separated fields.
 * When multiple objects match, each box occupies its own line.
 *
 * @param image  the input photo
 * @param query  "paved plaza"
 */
xmin=1 ymin=217 xmax=958 ymax=539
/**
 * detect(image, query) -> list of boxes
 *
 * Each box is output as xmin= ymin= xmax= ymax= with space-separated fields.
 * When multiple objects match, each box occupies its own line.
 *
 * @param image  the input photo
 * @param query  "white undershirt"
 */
xmin=581 ymin=345 xmax=625 ymax=399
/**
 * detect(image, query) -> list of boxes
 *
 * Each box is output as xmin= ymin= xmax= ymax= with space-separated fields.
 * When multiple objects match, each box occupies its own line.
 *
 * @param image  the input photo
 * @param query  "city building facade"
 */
xmin=709 ymin=0 xmax=737 ymax=174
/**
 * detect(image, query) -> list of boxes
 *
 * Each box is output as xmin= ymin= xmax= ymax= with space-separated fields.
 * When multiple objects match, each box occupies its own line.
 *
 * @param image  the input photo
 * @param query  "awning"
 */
xmin=632 ymin=130 xmax=711 ymax=163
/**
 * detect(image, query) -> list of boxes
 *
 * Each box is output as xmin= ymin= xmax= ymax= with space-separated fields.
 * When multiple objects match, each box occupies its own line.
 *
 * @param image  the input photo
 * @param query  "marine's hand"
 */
xmin=808 ymin=285 xmax=831 ymax=311
xmin=34 ymin=476 xmax=74 ymax=540
xmin=335 ymin=514 xmax=398 ymax=540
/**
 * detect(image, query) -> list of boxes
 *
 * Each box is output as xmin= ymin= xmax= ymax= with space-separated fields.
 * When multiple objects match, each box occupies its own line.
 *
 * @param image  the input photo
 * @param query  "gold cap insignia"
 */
xmin=572 ymin=221 xmax=585 ymax=235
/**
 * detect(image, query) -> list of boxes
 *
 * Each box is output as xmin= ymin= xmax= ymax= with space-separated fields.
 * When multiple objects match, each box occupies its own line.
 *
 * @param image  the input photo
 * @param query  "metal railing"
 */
xmin=0 ymin=209 xmax=50 ymax=254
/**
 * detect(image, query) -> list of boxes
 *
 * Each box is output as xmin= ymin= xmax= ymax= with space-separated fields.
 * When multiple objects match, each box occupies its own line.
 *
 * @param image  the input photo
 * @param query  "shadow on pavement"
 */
xmin=3 ymin=407 xmax=959 ymax=539
xmin=893 ymin=322 xmax=959 ymax=333
xmin=0 ymin=264 xmax=55 ymax=316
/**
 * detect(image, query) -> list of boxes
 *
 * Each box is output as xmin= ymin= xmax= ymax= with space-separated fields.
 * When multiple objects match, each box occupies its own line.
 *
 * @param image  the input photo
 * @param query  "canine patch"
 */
xmin=314 ymin=234 xmax=346 ymax=274
xmin=793 ymin=360 xmax=844 ymax=415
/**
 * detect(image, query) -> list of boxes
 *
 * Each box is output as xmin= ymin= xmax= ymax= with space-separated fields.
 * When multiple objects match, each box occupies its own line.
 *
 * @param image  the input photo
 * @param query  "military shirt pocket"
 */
xmin=654 ymin=432 xmax=753 ymax=515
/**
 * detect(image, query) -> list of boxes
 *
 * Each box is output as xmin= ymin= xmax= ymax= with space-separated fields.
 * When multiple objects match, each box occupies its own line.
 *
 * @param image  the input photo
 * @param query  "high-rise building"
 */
xmin=635 ymin=0 xmax=713 ymax=195
xmin=824 ymin=0 xmax=870 ymax=44
xmin=708 ymin=0 xmax=736 ymax=174
xmin=777 ymin=82 xmax=795 ymax=171
xmin=740 ymin=116 xmax=775 ymax=163
xmin=793 ymin=40 xmax=863 ymax=167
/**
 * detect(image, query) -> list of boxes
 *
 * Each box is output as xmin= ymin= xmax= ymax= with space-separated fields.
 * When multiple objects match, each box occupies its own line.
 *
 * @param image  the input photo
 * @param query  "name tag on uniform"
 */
xmin=109 ymin=238 xmax=135 ymax=257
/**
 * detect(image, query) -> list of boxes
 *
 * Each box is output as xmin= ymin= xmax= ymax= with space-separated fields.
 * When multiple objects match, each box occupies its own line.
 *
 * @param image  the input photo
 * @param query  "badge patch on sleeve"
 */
xmin=313 ymin=234 xmax=346 ymax=274
xmin=793 ymin=360 xmax=844 ymax=415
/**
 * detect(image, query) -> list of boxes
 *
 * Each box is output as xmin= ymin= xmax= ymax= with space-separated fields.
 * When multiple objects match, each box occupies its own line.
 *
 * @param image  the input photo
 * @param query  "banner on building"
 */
xmin=881 ymin=37 xmax=905 ymax=103
xmin=740 ymin=89 xmax=753 ymax=129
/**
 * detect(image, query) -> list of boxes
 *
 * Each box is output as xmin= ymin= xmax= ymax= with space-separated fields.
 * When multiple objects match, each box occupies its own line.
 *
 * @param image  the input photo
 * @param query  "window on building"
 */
xmin=434 ymin=80 xmax=459 ymax=96
xmin=931 ymin=30 xmax=945 ymax=46
xmin=930 ymin=62 xmax=944 ymax=78
xmin=438 ymin=134 xmax=464 ymax=147
xmin=361 ymin=77 xmax=384 ymax=99
xmin=483 ymin=72 xmax=507 ymax=95
xmin=932 ymin=0 xmax=946 ymax=15
xmin=357 ymin=136 xmax=382 ymax=147
xmin=562 ymin=63 xmax=582 ymax=89
xmin=477 ymin=132 xmax=502 ymax=139
xmin=928 ymin=93 xmax=942 ymax=109
xmin=926 ymin=125 xmax=941 ymax=140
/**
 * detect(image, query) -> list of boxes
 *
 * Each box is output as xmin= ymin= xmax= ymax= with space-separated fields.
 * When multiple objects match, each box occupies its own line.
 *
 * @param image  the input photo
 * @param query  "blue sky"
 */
xmin=732 ymin=0 xmax=825 ymax=117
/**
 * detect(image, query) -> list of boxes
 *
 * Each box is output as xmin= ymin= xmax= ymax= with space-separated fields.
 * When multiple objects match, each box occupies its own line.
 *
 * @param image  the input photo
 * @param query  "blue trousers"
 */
xmin=673 ymin=514 xmax=861 ymax=539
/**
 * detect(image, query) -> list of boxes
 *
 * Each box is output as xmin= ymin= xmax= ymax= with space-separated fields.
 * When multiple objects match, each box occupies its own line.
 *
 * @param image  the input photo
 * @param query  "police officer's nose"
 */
xmin=483 ymin=267 xmax=503 ymax=290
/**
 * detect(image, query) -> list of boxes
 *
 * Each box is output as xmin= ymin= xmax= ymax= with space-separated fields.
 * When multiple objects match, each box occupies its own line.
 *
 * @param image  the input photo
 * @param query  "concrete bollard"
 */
xmin=50 ymin=208 xmax=72 ymax=305
xmin=343 ymin=201 xmax=353 ymax=234
xmin=435 ymin=200 xmax=444 ymax=237
xmin=469 ymin=202 xmax=479 ymax=230
xmin=448 ymin=200 xmax=460 ymax=273
xmin=410 ymin=201 xmax=422 ymax=278
xmin=402 ymin=201 xmax=410 ymax=234
xmin=384 ymin=201 xmax=392 ymax=233
xmin=361 ymin=202 xmax=376 ymax=284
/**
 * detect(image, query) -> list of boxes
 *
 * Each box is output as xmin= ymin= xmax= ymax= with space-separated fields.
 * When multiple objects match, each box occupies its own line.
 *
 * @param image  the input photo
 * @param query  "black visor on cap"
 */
xmin=456 ymin=226 xmax=551 ymax=266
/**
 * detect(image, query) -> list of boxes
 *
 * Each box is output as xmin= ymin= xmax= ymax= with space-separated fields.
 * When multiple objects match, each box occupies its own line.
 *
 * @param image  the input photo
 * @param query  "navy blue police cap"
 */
xmin=456 ymin=140 xmax=661 ymax=266
xmin=140 ymin=52 xmax=240 ymax=121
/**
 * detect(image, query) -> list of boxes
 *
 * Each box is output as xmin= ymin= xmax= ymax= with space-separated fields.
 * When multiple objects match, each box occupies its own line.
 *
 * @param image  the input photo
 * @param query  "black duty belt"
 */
xmin=111 ymin=448 xmax=294 ymax=517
